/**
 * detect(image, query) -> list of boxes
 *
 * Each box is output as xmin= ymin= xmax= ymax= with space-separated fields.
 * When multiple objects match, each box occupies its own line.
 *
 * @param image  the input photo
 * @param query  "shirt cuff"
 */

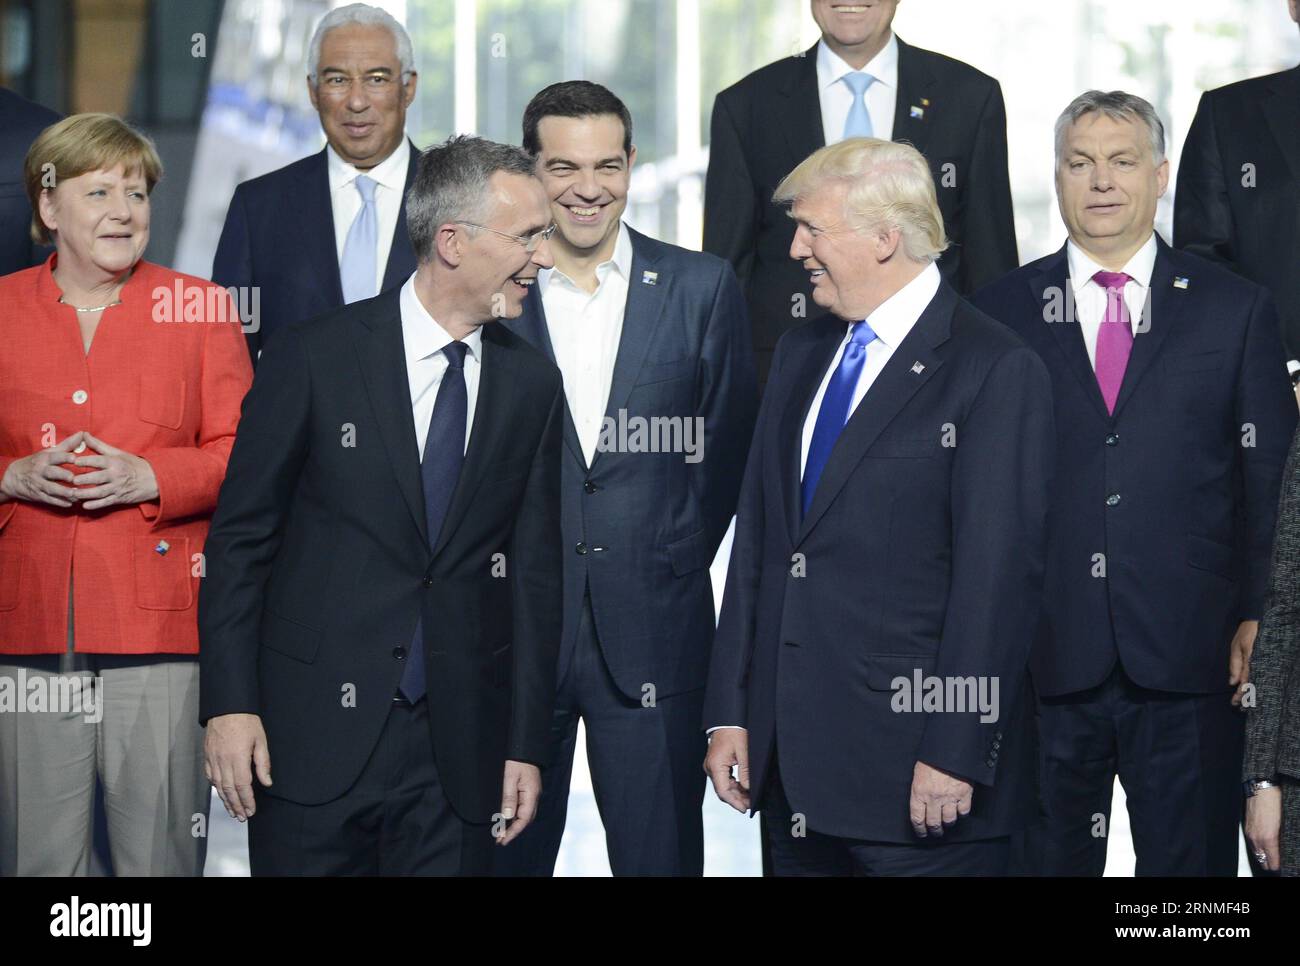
xmin=706 ymin=725 xmax=746 ymax=735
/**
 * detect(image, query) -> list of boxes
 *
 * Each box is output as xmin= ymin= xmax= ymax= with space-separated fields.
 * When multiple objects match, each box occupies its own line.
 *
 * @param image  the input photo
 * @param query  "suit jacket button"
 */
xmin=393 ymin=646 xmax=406 ymax=660
xmin=986 ymin=758 xmax=996 ymax=768
xmin=583 ymin=481 xmax=597 ymax=493
xmin=1105 ymin=493 xmax=1121 ymax=507
xmin=422 ymin=576 xmax=434 ymax=588
xmin=575 ymin=542 xmax=589 ymax=555
xmin=1105 ymin=434 xmax=1119 ymax=446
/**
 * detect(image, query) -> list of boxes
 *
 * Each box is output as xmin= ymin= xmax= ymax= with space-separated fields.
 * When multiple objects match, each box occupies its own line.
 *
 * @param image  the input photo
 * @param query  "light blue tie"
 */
xmin=340 ymin=175 xmax=378 ymax=303
xmin=842 ymin=72 xmax=876 ymax=140
xmin=802 ymin=320 xmax=878 ymax=517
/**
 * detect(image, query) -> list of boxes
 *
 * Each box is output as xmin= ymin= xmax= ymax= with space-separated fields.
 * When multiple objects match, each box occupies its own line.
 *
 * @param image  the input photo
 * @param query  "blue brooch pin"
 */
xmin=155 ymin=540 xmax=170 ymax=556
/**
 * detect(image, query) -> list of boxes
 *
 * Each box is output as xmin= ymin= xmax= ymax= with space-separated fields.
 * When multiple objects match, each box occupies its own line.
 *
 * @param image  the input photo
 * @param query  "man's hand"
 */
xmin=909 ymin=761 xmax=973 ymax=838
xmin=1246 ymin=785 xmax=1282 ymax=872
xmin=71 ymin=432 xmax=159 ymax=510
xmin=496 ymin=760 xmax=541 ymax=845
xmin=704 ymin=727 xmax=750 ymax=812
xmin=1229 ymin=619 xmax=1259 ymax=707
xmin=0 ymin=432 xmax=85 ymax=507
xmin=204 ymin=713 xmax=271 ymax=822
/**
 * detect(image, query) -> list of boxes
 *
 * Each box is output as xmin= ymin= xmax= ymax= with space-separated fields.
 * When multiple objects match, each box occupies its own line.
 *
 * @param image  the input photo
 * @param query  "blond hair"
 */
xmin=772 ymin=137 xmax=947 ymax=263
xmin=25 ymin=113 xmax=163 ymax=244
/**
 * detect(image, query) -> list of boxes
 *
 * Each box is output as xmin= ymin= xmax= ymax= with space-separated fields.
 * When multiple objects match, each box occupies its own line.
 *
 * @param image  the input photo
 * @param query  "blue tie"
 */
xmin=842 ymin=72 xmax=876 ymax=140
xmin=802 ymin=321 xmax=878 ymax=518
xmin=340 ymin=175 xmax=378 ymax=303
xmin=399 ymin=341 xmax=469 ymax=703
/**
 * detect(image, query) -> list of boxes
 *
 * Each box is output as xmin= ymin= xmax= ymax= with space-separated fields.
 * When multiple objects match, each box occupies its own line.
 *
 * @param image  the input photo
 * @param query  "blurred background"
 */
xmin=3 ymin=0 xmax=1295 ymax=876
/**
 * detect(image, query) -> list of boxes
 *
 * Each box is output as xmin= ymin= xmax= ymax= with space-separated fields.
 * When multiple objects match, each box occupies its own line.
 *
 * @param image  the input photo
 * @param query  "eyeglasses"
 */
xmin=456 ymin=221 xmax=557 ymax=253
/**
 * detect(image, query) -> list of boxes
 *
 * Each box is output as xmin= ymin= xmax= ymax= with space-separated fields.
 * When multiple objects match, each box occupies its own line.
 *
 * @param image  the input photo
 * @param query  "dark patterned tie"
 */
xmin=399 ymin=341 xmax=469 ymax=703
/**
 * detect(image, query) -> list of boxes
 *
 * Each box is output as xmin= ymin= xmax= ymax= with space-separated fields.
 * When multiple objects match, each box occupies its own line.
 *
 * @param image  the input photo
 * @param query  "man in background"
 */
xmin=0 ymin=86 xmax=59 ymax=275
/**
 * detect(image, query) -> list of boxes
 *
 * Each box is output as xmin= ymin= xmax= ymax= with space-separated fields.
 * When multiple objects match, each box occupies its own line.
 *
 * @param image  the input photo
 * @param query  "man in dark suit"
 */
xmin=199 ymin=134 xmax=565 ymax=875
xmin=1175 ymin=0 xmax=1300 ymax=365
xmin=704 ymin=136 xmax=1053 ymax=876
xmin=212 ymin=3 xmax=419 ymax=364
xmin=704 ymin=0 xmax=1018 ymax=385
xmin=495 ymin=82 xmax=757 ymax=876
xmin=0 ymin=87 xmax=59 ymax=276
xmin=972 ymin=91 xmax=1298 ymax=876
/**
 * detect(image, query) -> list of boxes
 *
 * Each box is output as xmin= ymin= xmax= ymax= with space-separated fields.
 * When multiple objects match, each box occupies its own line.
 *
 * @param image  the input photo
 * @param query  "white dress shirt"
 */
xmin=328 ymin=138 xmax=411 ymax=296
xmin=399 ymin=274 xmax=482 ymax=459
xmin=817 ymin=33 xmax=899 ymax=146
xmin=800 ymin=261 xmax=942 ymax=477
xmin=707 ymin=261 xmax=941 ymax=737
xmin=539 ymin=221 xmax=634 ymax=466
xmin=1066 ymin=232 xmax=1157 ymax=370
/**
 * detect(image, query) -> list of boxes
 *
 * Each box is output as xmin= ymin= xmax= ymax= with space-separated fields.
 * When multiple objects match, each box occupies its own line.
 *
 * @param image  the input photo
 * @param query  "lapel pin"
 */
xmin=920 ymin=97 xmax=931 ymax=107
xmin=155 ymin=540 xmax=170 ymax=556
xmin=641 ymin=271 xmax=658 ymax=286
xmin=911 ymin=361 xmax=926 ymax=374
xmin=1173 ymin=276 xmax=1189 ymax=289
xmin=910 ymin=105 xmax=925 ymax=119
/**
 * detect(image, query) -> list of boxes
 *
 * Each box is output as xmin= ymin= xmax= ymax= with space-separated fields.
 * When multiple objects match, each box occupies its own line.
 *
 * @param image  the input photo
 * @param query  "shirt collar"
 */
xmin=857 ymin=260 xmax=942 ymax=349
xmin=538 ymin=220 xmax=633 ymax=296
xmin=1066 ymin=231 xmax=1158 ymax=290
xmin=817 ymin=32 xmax=899 ymax=92
xmin=399 ymin=273 xmax=483 ymax=368
xmin=327 ymin=137 xmax=411 ymax=195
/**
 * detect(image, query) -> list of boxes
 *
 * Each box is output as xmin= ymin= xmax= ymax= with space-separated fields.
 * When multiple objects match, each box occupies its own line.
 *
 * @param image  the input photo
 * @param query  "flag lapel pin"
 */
xmin=1173 ymin=276 xmax=1189 ymax=289
xmin=642 ymin=271 xmax=658 ymax=286
xmin=911 ymin=361 xmax=926 ymax=374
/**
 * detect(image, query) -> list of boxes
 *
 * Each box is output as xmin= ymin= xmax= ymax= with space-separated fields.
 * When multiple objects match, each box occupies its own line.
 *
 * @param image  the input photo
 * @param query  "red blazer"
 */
xmin=0 ymin=256 xmax=253 ymax=654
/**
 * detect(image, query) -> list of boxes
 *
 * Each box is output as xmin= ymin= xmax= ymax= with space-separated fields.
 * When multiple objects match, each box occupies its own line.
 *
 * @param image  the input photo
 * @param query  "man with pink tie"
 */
xmin=972 ymin=91 xmax=1297 ymax=876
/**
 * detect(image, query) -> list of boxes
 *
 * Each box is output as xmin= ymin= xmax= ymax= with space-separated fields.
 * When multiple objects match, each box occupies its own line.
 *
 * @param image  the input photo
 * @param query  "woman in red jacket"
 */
xmin=0 ymin=113 xmax=252 ymax=875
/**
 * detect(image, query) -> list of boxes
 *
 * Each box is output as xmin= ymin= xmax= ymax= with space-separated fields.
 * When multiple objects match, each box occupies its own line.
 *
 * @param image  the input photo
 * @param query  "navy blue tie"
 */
xmin=399 ymin=341 xmax=469 ymax=703
xmin=801 ymin=321 xmax=878 ymax=518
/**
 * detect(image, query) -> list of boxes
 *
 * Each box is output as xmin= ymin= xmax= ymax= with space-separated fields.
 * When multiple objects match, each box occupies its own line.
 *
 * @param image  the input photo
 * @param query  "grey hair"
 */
xmin=1054 ymin=90 xmax=1166 ymax=164
xmin=307 ymin=3 xmax=415 ymax=81
xmin=406 ymin=135 xmax=538 ymax=262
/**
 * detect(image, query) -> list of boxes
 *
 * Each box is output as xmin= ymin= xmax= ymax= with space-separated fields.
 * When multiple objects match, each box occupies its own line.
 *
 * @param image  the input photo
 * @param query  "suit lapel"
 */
xmin=780 ymin=43 xmax=827 ymax=166
xmin=890 ymin=37 xmax=936 ymax=154
xmin=517 ymin=284 xmax=586 ymax=469
xmin=353 ymin=290 xmax=427 ymax=544
xmin=431 ymin=324 xmax=522 ymax=559
xmin=795 ymin=286 xmax=950 ymax=545
xmin=1263 ymin=68 xmax=1300 ymax=188
xmin=301 ymin=149 xmax=345 ymax=306
xmin=777 ymin=320 xmax=843 ymax=546
xmin=1030 ymin=245 xmax=1110 ymax=422
xmin=381 ymin=139 xmax=420 ymax=292
xmin=592 ymin=229 xmax=667 ymax=471
xmin=1110 ymin=238 xmax=1185 ymax=418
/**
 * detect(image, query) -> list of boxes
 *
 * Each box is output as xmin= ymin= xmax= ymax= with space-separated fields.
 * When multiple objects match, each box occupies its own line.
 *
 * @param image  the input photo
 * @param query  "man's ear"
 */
xmin=435 ymin=223 xmax=463 ymax=266
xmin=875 ymin=226 xmax=902 ymax=262
xmin=306 ymin=75 xmax=319 ymax=112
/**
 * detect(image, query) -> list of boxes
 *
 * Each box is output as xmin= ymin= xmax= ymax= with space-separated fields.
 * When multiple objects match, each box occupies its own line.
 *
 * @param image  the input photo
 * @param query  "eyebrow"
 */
xmin=320 ymin=65 xmax=395 ymax=75
xmin=544 ymin=155 xmax=624 ymax=167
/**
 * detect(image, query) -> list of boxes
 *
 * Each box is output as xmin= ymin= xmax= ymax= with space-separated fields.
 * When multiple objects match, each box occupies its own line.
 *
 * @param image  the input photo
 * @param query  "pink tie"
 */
xmin=1093 ymin=270 xmax=1133 ymax=414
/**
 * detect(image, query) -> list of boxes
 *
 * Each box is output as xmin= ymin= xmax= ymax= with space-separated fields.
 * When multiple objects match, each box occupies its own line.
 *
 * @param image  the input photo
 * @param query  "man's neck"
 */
xmin=823 ymin=30 xmax=890 ymax=72
xmin=412 ymin=268 xmax=476 ymax=341
xmin=1072 ymin=232 xmax=1152 ymax=273
xmin=335 ymin=137 xmax=404 ymax=173
xmin=550 ymin=224 xmax=621 ymax=294
xmin=844 ymin=258 xmax=925 ymax=321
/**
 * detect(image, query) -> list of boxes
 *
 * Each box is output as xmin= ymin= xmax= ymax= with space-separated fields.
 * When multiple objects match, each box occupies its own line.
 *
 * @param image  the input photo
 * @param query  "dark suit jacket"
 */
xmin=198 ymin=287 xmax=565 ymax=824
xmin=0 ymin=88 xmax=59 ymax=277
xmin=1175 ymin=66 xmax=1300 ymax=359
xmin=703 ymin=38 xmax=1018 ymax=382
xmin=704 ymin=279 xmax=1054 ymax=843
xmin=504 ymin=227 xmax=757 ymax=700
xmin=972 ymin=238 xmax=1297 ymax=698
xmin=211 ymin=142 xmax=419 ymax=365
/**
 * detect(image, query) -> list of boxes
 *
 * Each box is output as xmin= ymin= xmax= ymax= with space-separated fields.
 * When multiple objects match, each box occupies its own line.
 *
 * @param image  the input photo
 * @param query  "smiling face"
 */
xmin=459 ymin=171 xmax=554 ymax=322
xmin=811 ymin=0 xmax=898 ymax=51
xmin=38 ymin=165 xmax=150 ymax=277
xmin=308 ymin=22 xmax=416 ymax=170
xmin=534 ymin=113 xmax=634 ymax=258
xmin=1056 ymin=111 xmax=1168 ymax=263
xmin=788 ymin=179 xmax=887 ymax=320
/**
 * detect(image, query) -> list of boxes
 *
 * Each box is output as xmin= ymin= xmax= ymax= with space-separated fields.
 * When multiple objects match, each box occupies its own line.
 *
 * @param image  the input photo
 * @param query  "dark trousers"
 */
xmin=493 ymin=593 xmax=706 ymax=876
xmin=1020 ymin=662 xmax=1243 ymax=876
xmin=760 ymin=763 xmax=1010 ymax=876
xmin=248 ymin=699 xmax=492 ymax=875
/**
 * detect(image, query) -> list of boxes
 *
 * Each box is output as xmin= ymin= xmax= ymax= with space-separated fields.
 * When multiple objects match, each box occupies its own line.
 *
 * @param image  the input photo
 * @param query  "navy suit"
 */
xmin=497 ymin=227 xmax=757 ymax=874
xmin=0 ymin=87 xmax=59 ymax=277
xmin=972 ymin=238 xmax=1298 ymax=875
xmin=211 ymin=143 xmax=418 ymax=364
xmin=705 ymin=279 xmax=1053 ymax=873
